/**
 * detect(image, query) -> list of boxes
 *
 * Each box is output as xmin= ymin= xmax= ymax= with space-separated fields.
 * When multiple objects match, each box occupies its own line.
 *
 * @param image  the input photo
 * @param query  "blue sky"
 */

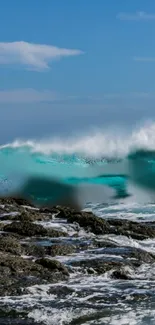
xmin=0 ymin=0 xmax=155 ymax=143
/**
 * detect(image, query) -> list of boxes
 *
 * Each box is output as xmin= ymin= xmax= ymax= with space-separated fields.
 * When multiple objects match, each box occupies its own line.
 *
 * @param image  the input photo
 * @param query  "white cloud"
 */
xmin=0 ymin=41 xmax=84 ymax=71
xmin=117 ymin=11 xmax=155 ymax=21
xmin=133 ymin=56 xmax=155 ymax=62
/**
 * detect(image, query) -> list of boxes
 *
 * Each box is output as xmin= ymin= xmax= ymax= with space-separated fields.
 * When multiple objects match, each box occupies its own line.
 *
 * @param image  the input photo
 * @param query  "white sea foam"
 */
xmin=1 ymin=121 xmax=155 ymax=158
xmin=0 ymin=264 xmax=154 ymax=325
xmin=85 ymin=308 xmax=155 ymax=325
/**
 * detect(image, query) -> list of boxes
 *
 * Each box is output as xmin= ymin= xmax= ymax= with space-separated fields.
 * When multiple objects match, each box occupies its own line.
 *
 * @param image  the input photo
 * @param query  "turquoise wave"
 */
xmin=0 ymin=143 xmax=155 ymax=203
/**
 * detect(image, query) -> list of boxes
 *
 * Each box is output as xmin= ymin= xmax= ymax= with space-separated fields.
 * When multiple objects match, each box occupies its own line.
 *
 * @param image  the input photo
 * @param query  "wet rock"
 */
xmin=35 ymin=258 xmax=69 ymax=275
xmin=45 ymin=243 xmax=75 ymax=257
xmin=3 ymin=221 xmax=47 ymax=237
xmin=0 ymin=231 xmax=22 ymax=239
xmin=3 ymin=221 xmax=66 ymax=238
xmin=0 ymin=252 xmax=69 ymax=296
xmin=111 ymin=269 xmax=131 ymax=280
xmin=23 ymin=243 xmax=45 ymax=257
xmin=0 ymin=197 xmax=33 ymax=207
xmin=56 ymin=206 xmax=155 ymax=240
xmin=0 ymin=315 xmax=44 ymax=325
xmin=24 ymin=241 xmax=74 ymax=258
xmin=0 ymin=236 xmax=24 ymax=255
xmin=48 ymin=285 xmax=74 ymax=297
xmin=75 ymin=240 xmax=94 ymax=251
xmin=69 ymin=258 xmax=130 ymax=274
xmin=11 ymin=197 xmax=34 ymax=206
xmin=66 ymin=211 xmax=110 ymax=235
xmin=55 ymin=206 xmax=76 ymax=218
xmin=90 ymin=246 xmax=155 ymax=265
xmin=0 ymin=212 xmax=21 ymax=221
xmin=0 ymin=265 xmax=12 ymax=277
xmin=16 ymin=211 xmax=48 ymax=222
xmin=121 ymin=247 xmax=155 ymax=265
xmin=0 ymin=223 xmax=6 ymax=231
xmin=0 ymin=252 xmax=40 ymax=275
xmin=39 ymin=206 xmax=59 ymax=214
xmin=93 ymin=239 xmax=119 ymax=249
xmin=43 ymin=226 xmax=67 ymax=238
xmin=107 ymin=218 xmax=155 ymax=240
xmin=0 ymin=307 xmax=45 ymax=325
xmin=0 ymin=205 xmax=22 ymax=216
xmin=0 ymin=209 xmax=52 ymax=222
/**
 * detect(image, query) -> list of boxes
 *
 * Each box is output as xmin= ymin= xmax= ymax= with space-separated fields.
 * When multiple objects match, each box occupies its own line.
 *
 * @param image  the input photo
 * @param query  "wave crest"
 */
xmin=1 ymin=122 xmax=155 ymax=158
xmin=0 ymin=122 xmax=155 ymax=202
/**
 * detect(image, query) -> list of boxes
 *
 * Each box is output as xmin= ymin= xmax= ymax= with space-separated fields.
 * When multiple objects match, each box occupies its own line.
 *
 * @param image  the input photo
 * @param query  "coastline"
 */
xmin=0 ymin=197 xmax=155 ymax=323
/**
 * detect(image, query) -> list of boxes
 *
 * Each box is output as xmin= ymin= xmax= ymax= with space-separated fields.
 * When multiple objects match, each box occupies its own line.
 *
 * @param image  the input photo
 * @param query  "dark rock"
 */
xmin=108 ymin=218 xmax=155 ymax=240
xmin=0 ymin=252 xmax=69 ymax=296
xmin=121 ymin=247 xmax=155 ymax=266
xmin=3 ymin=221 xmax=47 ymax=237
xmin=0 ymin=236 xmax=24 ymax=255
xmin=56 ymin=206 xmax=155 ymax=240
xmin=0 ymin=223 xmax=6 ymax=231
xmin=0 ymin=205 xmax=22 ymax=216
xmin=67 ymin=211 xmax=110 ymax=235
xmin=111 ymin=269 xmax=131 ymax=280
xmin=11 ymin=197 xmax=33 ymax=206
xmin=3 ymin=221 xmax=66 ymax=238
xmin=35 ymin=258 xmax=69 ymax=275
xmin=90 ymin=246 xmax=155 ymax=266
xmin=48 ymin=227 xmax=67 ymax=238
xmin=0 ymin=197 xmax=33 ymax=207
xmin=0 ymin=307 xmax=45 ymax=325
xmin=39 ymin=207 xmax=59 ymax=214
xmin=45 ymin=244 xmax=75 ymax=257
xmin=0 ymin=265 xmax=12 ymax=277
xmin=0 ymin=210 xmax=51 ymax=222
xmin=23 ymin=243 xmax=45 ymax=257
xmin=0 ymin=315 xmax=44 ymax=325
xmin=24 ymin=240 xmax=76 ymax=258
xmin=69 ymin=258 xmax=129 ymax=275
xmin=48 ymin=285 xmax=74 ymax=297
xmin=16 ymin=211 xmax=48 ymax=222
xmin=56 ymin=206 xmax=77 ymax=218
xmin=0 ymin=213 xmax=20 ymax=221
xmin=0 ymin=232 xmax=22 ymax=239
xmin=93 ymin=239 xmax=119 ymax=248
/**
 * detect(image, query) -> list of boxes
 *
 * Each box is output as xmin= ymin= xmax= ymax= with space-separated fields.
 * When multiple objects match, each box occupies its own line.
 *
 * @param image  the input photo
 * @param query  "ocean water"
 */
xmin=1 ymin=122 xmax=155 ymax=202
xmin=1 ymin=123 xmax=155 ymax=324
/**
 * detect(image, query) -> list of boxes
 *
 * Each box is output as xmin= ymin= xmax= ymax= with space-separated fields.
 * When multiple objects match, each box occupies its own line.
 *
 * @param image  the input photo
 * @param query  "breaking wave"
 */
xmin=1 ymin=122 xmax=155 ymax=202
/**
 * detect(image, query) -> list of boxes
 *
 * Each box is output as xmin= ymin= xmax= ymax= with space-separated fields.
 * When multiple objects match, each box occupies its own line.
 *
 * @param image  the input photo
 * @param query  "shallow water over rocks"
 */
xmin=0 ymin=198 xmax=155 ymax=324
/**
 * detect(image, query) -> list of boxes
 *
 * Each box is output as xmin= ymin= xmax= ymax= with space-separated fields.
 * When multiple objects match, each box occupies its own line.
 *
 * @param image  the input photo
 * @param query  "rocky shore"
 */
xmin=0 ymin=197 xmax=155 ymax=324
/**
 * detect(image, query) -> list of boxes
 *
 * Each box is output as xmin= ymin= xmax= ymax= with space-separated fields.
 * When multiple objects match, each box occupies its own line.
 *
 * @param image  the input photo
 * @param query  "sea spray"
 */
xmin=1 ymin=122 xmax=155 ymax=203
